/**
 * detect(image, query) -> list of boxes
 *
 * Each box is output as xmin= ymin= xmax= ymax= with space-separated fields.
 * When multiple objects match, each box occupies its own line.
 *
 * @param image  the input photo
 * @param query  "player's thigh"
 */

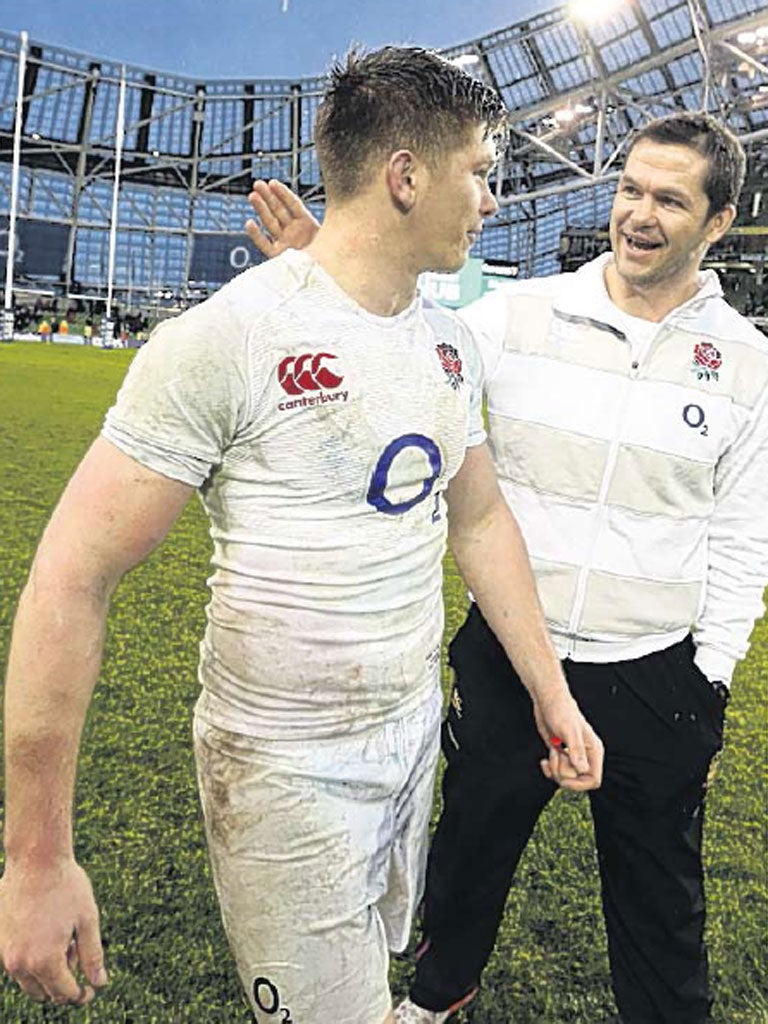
xmin=193 ymin=719 xmax=401 ymax=1024
xmin=379 ymin=690 xmax=442 ymax=951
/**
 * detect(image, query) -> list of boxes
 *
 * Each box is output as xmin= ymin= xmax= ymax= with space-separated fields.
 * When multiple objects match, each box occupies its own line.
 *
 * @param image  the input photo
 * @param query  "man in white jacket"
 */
xmin=246 ymin=111 xmax=768 ymax=1024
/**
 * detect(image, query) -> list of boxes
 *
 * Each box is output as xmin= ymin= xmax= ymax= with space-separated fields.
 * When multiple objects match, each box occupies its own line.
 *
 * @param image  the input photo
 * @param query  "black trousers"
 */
xmin=410 ymin=606 xmax=726 ymax=1024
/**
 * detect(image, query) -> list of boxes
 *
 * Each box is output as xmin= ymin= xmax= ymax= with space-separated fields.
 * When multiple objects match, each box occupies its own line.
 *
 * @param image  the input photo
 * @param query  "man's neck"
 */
xmin=603 ymin=261 xmax=702 ymax=323
xmin=306 ymin=207 xmax=419 ymax=317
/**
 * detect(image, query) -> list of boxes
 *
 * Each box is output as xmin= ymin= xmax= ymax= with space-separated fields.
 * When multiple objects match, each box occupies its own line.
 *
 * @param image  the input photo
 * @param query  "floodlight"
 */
xmin=570 ymin=0 xmax=625 ymax=23
xmin=737 ymin=25 xmax=768 ymax=48
xmin=451 ymin=53 xmax=481 ymax=68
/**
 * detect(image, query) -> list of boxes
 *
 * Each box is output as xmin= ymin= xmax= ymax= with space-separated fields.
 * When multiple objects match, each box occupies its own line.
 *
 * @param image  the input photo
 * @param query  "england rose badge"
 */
xmin=691 ymin=341 xmax=722 ymax=382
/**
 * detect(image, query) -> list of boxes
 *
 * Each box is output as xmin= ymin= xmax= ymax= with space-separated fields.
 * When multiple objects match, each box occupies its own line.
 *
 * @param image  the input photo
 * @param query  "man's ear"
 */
xmin=386 ymin=150 xmax=419 ymax=213
xmin=705 ymin=203 xmax=736 ymax=245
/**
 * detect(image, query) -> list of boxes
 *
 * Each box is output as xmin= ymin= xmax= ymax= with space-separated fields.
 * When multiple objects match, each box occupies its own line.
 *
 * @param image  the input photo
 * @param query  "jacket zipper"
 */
xmin=564 ymin=331 xmax=643 ymax=653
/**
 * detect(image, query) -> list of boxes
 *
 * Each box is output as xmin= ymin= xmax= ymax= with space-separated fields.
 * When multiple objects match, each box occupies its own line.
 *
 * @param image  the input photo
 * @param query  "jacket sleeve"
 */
xmin=694 ymin=384 xmax=768 ymax=685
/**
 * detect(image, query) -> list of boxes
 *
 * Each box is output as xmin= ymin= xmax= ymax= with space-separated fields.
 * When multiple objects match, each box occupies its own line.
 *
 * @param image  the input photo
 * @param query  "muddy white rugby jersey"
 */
xmin=103 ymin=249 xmax=484 ymax=737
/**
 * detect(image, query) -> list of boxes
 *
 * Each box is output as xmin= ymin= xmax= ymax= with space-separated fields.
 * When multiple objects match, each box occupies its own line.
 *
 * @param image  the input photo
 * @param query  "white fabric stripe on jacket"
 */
xmin=460 ymin=253 xmax=768 ymax=684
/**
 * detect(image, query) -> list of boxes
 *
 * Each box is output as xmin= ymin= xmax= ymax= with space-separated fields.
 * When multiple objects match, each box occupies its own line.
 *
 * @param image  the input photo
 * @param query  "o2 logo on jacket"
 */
xmin=367 ymin=434 xmax=443 ymax=515
xmin=682 ymin=403 xmax=708 ymax=436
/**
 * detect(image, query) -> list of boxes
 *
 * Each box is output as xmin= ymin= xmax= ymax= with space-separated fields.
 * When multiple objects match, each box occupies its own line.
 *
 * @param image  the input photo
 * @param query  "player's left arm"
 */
xmin=445 ymin=443 xmax=603 ymax=791
xmin=694 ymin=386 xmax=768 ymax=686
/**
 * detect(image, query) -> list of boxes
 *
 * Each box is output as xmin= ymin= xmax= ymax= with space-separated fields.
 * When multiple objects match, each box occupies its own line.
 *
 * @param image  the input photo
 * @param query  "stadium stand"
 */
xmin=0 ymin=0 xmax=766 ymax=337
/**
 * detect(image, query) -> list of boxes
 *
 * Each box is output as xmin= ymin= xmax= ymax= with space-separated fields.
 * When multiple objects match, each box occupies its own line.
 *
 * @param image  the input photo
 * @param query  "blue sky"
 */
xmin=1 ymin=0 xmax=559 ymax=79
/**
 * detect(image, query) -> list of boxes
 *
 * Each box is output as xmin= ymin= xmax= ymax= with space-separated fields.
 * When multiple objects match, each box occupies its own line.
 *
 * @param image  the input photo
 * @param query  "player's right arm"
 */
xmin=0 ymin=436 xmax=194 ymax=1006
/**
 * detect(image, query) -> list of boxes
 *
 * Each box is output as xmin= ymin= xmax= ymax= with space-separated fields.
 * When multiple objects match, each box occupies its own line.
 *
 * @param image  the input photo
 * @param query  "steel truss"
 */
xmin=0 ymin=0 xmax=766 ymax=314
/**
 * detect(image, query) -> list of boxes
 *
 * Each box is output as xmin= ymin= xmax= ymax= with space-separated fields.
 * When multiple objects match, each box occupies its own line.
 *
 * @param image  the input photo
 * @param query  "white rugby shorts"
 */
xmin=193 ymin=688 xmax=441 ymax=1024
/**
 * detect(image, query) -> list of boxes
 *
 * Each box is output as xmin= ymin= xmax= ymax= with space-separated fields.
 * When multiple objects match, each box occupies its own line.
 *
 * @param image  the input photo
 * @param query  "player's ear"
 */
xmin=705 ymin=203 xmax=735 ymax=245
xmin=387 ymin=150 xmax=418 ymax=213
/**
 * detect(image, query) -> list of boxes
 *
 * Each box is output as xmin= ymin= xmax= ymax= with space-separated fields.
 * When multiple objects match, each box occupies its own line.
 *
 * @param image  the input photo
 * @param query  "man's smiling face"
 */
xmin=609 ymin=138 xmax=726 ymax=295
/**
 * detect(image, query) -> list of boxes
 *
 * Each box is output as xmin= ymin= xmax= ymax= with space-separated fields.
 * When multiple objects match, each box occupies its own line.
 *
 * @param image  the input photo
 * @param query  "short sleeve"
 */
xmin=102 ymin=308 xmax=251 ymax=488
xmin=457 ymin=319 xmax=487 ymax=449
xmin=458 ymin=288 xmax=510 ymax=385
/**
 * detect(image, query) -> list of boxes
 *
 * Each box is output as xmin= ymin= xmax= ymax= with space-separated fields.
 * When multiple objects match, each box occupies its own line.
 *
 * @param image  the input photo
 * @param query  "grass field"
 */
xmin=0 ymin=341 xmax=765 ymax=1023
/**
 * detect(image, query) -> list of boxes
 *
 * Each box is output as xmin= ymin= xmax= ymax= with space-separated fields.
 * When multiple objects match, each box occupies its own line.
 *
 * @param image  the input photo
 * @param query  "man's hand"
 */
xmin=0 ymin=860 xmax=108 ymax=1006
xmin=245 ymin=179 xmax=320 ymax=258
xmin=444 ymin=446 xmax=604 ymax=794
xmin=533 ymin=694 xmax=604 ymax=792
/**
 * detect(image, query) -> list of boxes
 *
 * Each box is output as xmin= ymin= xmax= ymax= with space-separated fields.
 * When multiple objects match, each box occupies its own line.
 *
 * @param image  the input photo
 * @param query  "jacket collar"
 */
xmin=553 ymin=252 xmax=724 ymax=333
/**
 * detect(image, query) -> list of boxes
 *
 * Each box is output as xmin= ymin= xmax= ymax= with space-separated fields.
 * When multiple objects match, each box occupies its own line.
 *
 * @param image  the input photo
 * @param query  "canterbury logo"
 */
xmin=278 ymin=352 xmax=344 ymax=395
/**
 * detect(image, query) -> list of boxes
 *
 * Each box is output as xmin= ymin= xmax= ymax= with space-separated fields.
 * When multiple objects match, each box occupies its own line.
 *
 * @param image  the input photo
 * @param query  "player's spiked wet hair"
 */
xmin=314 ymin=46 xmax=507 ymax=200
xmin=628 ymin=112 xmax=746 ymax=217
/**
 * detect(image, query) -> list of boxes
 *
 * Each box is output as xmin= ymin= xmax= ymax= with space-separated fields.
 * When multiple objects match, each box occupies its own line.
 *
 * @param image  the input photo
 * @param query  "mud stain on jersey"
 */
xmin=198 ymin=729 xmax=260 ymax=851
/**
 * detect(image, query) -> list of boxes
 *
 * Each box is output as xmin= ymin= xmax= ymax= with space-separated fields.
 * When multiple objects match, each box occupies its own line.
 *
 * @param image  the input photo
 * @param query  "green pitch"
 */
xmin=0 ymin=343 xmax=765 ymax=1023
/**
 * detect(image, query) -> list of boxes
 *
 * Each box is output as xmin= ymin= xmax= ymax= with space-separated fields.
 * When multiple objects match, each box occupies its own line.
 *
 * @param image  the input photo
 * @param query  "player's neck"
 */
xmin=306 ymin=211 xmax=419 ymax=317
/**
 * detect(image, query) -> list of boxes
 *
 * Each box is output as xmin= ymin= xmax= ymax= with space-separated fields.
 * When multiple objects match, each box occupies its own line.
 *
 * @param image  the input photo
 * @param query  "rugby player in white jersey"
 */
xmin=0 ymin=47 xmax=602 ymax=1024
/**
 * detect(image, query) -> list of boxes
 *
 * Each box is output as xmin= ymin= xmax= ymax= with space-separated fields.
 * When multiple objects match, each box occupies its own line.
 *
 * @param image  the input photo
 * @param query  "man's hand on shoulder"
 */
xmin=245 ymin=179 xmax=320 ymax=258
xmin=0 ymin=859 xmax=108 ymax=1006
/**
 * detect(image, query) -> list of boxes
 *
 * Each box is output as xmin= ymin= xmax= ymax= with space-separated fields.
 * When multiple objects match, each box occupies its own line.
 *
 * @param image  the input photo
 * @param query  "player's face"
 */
xmin=609 ymin=139 xmax=730 ymax=295
xmin=417 ymin=126 xmax=499 ymax=273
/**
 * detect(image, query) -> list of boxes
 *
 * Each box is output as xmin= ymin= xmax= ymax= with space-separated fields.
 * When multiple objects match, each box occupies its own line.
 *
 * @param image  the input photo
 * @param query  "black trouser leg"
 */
xmin=410 ymin=606 xmax=556 ymax=1011
xmin=568 ymin=640 xmax=725 ymax=1024
xmin=410 ymin=611 xmax=725 ymax=1021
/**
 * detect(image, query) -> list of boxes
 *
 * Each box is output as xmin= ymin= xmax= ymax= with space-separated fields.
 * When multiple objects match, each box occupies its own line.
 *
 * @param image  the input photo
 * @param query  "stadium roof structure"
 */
xmin=0 ymin=0 xmax=766 ymax=317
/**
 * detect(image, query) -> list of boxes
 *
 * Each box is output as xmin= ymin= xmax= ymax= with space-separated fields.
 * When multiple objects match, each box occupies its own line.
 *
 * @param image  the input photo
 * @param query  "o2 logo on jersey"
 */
xmin=682 ymin=403 xmax=708 ymax=436
xmin=367 ymin=434 xmax=443 ymax=515
xmin=278 ymin=352 xmax=343 ymax=395
xmin=252 ymin=976 xmax=293 ymax=1023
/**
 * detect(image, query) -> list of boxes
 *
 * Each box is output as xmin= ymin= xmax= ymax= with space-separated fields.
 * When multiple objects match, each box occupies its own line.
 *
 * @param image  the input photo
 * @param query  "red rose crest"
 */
xmin=691 ymin=341 xmax=722 ymax=382
xmin=436 ymin=342 xmax=464 ymax=390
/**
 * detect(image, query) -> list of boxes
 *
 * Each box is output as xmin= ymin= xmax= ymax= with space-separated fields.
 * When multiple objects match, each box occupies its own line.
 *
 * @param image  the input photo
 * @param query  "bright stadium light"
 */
xmin=737 ymin=27 xmax=768 ymax=44
xmin=451 ymin=53 xmax=480 ymax=68
xmin=570 ymin=0 xmax=626 ymax=23
xmin=550 ymin=102 xmax=594 ymax=127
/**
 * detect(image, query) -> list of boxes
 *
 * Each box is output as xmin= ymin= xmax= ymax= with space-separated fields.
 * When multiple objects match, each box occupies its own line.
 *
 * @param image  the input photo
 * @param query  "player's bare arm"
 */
xmin=0 ymin=437 xmax=194 ymax=1006
xmin=444 ymin=442 xmax=604 ymax=791
xmin=245 ymin=179 xmax=319 ymax=258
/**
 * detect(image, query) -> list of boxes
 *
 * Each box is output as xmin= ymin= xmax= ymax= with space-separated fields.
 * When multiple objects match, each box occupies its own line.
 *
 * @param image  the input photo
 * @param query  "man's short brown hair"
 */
xmin=628 ymin=112 xmax=746 ymax=217
xmin=314 ymin=46 xmax=507 ymax=201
